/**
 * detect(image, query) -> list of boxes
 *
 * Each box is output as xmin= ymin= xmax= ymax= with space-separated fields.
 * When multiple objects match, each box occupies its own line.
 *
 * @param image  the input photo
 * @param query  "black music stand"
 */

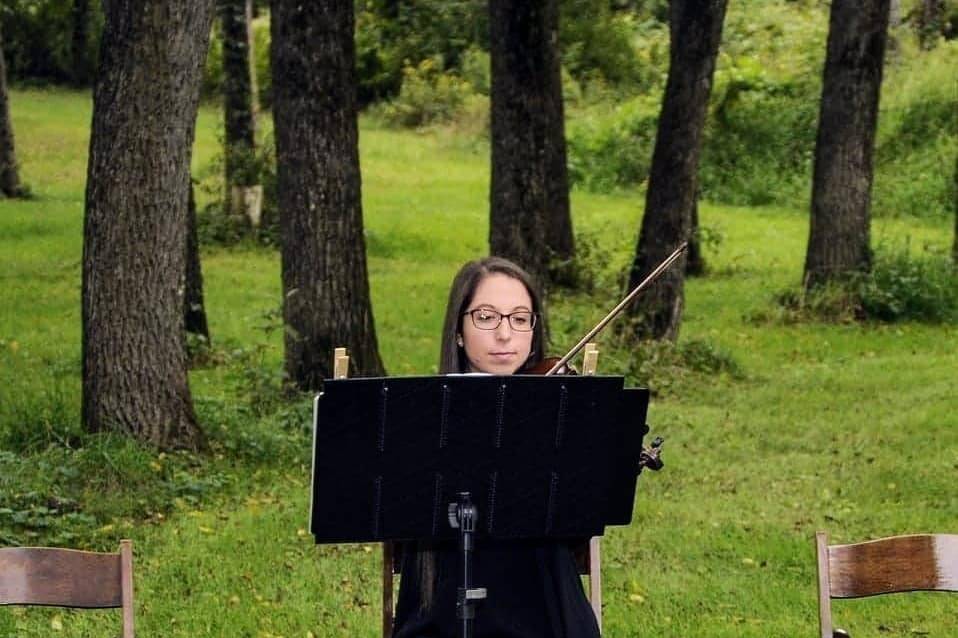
xmin=309 ymin=375 xmax=649 ymax=637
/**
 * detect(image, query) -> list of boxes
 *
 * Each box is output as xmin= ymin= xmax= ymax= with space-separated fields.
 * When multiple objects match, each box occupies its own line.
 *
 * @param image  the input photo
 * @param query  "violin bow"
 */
xmin=544 ymin=241 xmax=689 ymax=376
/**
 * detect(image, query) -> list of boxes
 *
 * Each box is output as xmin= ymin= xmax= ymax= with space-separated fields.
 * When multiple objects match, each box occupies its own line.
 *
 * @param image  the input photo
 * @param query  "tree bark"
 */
xmin=271 ymin=0 xmax=385 ymax=389
xmin=626 ymin=0 xmax=727 ymax=340
xmin=82 ymin=0 xmax=215 ymax=450
xmin=0 ymin=22 xmax=23 ymax=198
xmin=804 ymin=0 xmax=889 ymax=290
xmin=71 ymin=0 xmax=93 ymax=86
xmin=219 ymin=0 xmax=258 ymax=190
xmin=489 ymin=0 xmax=573 ymax=289
xmin=185 ymin=180 xmax=210 ymax=341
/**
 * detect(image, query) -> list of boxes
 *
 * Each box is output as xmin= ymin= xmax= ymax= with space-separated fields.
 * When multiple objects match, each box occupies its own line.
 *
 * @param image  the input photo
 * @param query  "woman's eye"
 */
xmin=477 ymin=310 xmax=497 ymax=322
xmin=512 ymin=314 xmax=529 ymax=326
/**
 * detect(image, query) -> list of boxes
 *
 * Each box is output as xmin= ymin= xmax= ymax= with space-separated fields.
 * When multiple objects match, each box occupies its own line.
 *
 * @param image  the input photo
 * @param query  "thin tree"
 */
xmin=0 ymin=22 xmax=23 ymax=198
xmin=219 ymin=0 xmax=261 ymax=226
xmin=271 ymin=0 xmax=385 ymax=389
xmin=626 ymin=0 xmax=728 ymax=340
xmin=489 ymin=0 xmax=574 ymax=288
xmin=804 ymin=0 xmax=890 ymax=290
xmin=185 ymin=180 xmax=210 ymax=342
xmin=83 ymin=0 xmax=215 ymax=450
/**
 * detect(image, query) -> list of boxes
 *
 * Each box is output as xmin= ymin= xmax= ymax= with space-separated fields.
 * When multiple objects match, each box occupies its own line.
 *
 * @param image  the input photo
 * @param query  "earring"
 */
xmin=456 ymin=335 xmax=464 ymax=347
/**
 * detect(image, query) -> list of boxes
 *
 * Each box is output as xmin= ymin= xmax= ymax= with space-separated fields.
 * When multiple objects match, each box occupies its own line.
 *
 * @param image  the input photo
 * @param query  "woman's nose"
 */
xmin=494 ymin=321 xmax=512 ymax=339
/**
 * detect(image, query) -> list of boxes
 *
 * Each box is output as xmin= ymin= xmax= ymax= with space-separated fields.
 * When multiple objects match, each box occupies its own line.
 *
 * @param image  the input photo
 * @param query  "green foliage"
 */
xmin=0 ymin=0 xmax=103 ymax=84
xmin=196 ymin=134 xmax=280 ymax=247
xmin=764 ymin=246 xmax=958 ymax=325
xmin=355 ymin=0 xmax=487 ymax=105
xmin=378 ymin=57 xmax=479 ymax=128
xmin=561 ymin=0 xmax=668 ymax=91
xmin=873 ymin=41 xmax=958 ymax=219
xmin=858 ymin=245 xmax=958 ymax=322
xmin=566 ymin=95 xmax=660 ymax=190
xmin=0 ymin=373 xmax=81 ymax=453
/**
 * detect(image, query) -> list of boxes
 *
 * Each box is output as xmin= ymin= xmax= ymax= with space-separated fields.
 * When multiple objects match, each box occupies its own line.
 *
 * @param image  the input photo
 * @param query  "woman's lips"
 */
xmin=489 ymin=352 xmax=516 ymax=360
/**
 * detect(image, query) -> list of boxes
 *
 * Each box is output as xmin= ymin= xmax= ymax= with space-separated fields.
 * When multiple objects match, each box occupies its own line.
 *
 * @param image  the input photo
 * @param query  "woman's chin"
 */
xmin=475 ymin=359 xmax=520 ymax=375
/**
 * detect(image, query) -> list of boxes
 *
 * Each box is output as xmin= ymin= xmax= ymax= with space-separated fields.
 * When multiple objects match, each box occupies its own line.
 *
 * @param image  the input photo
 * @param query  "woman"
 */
xmin=392 ymin=257 xmax=601 ymax=638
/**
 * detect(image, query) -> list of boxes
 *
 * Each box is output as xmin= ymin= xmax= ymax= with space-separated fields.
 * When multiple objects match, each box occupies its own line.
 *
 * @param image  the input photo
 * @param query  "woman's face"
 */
xmin=460 ymin=273 xmax=534 ymax=375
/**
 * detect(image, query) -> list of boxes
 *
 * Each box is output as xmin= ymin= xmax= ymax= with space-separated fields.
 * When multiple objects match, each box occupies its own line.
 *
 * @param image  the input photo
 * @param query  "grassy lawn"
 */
xmin=1 ymin=88 xmax=956 ymax=637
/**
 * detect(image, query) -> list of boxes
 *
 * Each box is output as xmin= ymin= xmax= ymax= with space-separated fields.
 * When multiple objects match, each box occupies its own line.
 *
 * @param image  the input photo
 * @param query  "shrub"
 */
xmin=872 ymin=41 xmax=958 ymax=219
xmin=566 ymin=96 xmax=660 ymax=190
xmin=764 ymin=247 xmax=958 ymax=324
xmin=858 ymin=247 xmax=958 ymax=322
xmin=196 ymin=134 xmax=280 ymax=247
xmin=379 ymin=57 xmax=476 ymax=128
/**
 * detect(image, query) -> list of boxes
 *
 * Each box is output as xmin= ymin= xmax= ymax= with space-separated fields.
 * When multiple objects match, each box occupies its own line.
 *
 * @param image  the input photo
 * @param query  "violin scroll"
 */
xmin=638 ymin=436 xmax=664 ymax=474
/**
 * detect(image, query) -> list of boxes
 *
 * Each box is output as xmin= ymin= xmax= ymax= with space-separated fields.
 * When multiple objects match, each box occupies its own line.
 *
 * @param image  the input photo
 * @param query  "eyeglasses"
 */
xmin=463 ymin=308 xmax=537 ymax=332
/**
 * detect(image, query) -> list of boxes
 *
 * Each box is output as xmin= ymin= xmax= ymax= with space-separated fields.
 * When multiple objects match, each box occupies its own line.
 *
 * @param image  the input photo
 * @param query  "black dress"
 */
xmin=392 ymin=539 xmax=601 ymax=638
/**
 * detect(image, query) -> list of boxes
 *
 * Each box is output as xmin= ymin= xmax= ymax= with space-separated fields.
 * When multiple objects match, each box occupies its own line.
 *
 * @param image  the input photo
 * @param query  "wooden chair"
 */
xmin=0 ymin=539 xmax=135 ymax=637
xmin=348 ymin=343 xmax=606 ymax=636
xmin=816 ymin=531 xmax=958 ymax=638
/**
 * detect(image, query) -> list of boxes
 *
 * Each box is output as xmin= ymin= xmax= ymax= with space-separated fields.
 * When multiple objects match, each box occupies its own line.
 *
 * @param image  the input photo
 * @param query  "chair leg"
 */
xmin=120 ymin=540 xmax=135 ymax=638
xmin=816 ymin=531 xmax=832 ymax=638
xmin=588 ymin=536 xmax=602 ymax=633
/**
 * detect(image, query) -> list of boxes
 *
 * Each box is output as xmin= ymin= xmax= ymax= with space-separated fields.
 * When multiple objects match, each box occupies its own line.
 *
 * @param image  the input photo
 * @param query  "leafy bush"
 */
xmin=858 ymin=247 xmax=958 ymax=322
xmin=873 ymin=41 xmax=958 ymax=219
xmin=566 ymin=96 xmax=660 ymax=190
xmin=764 ymin=247 xmax=958 ymax=324
xmin=379 ymin=57 xmax=477 ymax=128
xmin=196 ymin=134 xmax=280 ymax=247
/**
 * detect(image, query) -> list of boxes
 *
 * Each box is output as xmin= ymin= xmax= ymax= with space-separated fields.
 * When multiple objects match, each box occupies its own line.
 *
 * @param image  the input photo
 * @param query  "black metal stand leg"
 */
xmin=448 ymin=492 xmax=486 ymax=638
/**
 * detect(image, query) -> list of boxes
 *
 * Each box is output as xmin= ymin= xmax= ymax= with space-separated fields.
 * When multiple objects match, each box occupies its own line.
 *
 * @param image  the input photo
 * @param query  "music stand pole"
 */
xmin=449 ymin=492 xmax=486 ymax=638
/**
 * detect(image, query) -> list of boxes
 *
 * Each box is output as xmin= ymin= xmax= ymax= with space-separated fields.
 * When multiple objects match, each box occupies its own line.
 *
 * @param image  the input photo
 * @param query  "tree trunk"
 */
xmin=271 ymin=0 xmax=385 ymax=389
xmin=626 ymin=0 xmax=727 ymax=340
xmin=0 ymin=23 xmax=22 ymax=198
xmin=219 ymin=0 xmax=258 ymax=191
xmin=804 ymin=0 xmax=889 ymax=290
xmin=489 ymin=0 xmax=573 ymax=289
xmin=82 ymin=0 xmax=215 ymax=450
xmin=71 ymin=0 xmax=93 ymax=86
xmin=185 ymin=180 xmax=210 ymax=341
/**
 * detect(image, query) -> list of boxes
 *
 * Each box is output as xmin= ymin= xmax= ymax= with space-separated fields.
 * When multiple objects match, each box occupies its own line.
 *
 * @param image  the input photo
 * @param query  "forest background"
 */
xmin=1 ymin=0 xmax=956 ymax=636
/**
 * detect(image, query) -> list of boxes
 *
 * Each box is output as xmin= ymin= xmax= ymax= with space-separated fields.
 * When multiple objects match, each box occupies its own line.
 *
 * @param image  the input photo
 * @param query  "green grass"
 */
xmin=2 ymin=88 xmax=956 ymax=637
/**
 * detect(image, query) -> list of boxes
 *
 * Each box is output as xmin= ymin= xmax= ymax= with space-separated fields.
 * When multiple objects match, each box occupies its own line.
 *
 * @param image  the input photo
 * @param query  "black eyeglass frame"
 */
xmin=462 ymin=308 xmax=538 ymax=332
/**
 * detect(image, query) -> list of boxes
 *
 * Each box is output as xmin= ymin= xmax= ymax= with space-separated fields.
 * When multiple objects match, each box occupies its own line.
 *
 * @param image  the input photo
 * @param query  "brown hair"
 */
xmin=414 ymin=257 xmax=546 ymax=611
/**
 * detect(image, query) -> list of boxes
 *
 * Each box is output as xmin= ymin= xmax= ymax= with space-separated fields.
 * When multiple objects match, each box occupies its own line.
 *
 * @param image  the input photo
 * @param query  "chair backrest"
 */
xmin=816 ymin=531 xmax=958 ymax=638
xmin=0 ymin=539 xmax=134 ymax=638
